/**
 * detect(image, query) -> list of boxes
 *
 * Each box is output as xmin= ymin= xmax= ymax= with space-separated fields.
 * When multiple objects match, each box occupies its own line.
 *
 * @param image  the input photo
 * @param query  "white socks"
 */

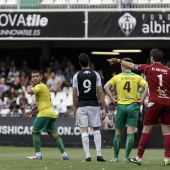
xmin=36 ymin=152 xmax=41 ymax=156
xmin=94 ymin=130 xmax=101 ymax=157
xmin=62 ymin=152 xmax=67 ymax=157
xmin=82 ymin=132 xmax=91 ymax=158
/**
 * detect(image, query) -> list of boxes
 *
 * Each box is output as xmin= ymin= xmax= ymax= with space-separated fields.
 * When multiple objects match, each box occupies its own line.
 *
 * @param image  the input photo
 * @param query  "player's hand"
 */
xmin=107 ymin=58 xmax=117 ymax=65
xmin=101 ymin=110 xmax=106 ymax=120
xmin=137 ymin=99 xmax=144 ymax=106
xmin=25 ymin=110 xmax=33 ymax=117
xmin=112 ymin=99 xmax=118 ymax=105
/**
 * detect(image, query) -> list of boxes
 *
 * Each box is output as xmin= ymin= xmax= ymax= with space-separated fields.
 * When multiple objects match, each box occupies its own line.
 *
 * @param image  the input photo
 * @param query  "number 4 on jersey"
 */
xmin=123 ymin=81 xmax=131 ymax=92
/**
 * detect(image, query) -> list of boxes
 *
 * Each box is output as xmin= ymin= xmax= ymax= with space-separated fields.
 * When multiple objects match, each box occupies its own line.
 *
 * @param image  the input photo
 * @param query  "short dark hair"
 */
xmin=79 ymin=53 xmax=90 ymax=67
xmin=150 ymin=48 xmax=163 ymax=62
xmin=122 ymin=57 xmax=133 ymax=63
xmin=31 ymin=70 xmax=41 ymax=75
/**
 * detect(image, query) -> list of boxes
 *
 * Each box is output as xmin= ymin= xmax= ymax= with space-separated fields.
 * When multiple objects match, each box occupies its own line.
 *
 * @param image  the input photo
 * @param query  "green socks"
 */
xmin=113 ymin=134 xmax=121 ymax=158
xmin=32 ymin=132 xmax=41 ymax=153
xmin=55 ymin=136 xmax=65 ymax=153
xmin=125 ymin=134 xmax=134 ymax=158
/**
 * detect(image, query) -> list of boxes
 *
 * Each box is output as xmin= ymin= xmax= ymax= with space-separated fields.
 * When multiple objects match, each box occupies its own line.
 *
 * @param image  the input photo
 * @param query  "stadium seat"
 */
xmin=3 ymin=97 xmax=8 ymax=105
xmin=50 ymin=92 xmax=56 ymax=102
xmin=89 ymin=0 xmax=102 ymax=8
xmin=54 ymin=0 xmax=68 ymax=8
xmin=56 ymin=104 xmax=67 ymax=113
xmin=56 ymin=92 xmax=67 ymax=100
xmin=5 ymin=0 xmax=17 ymax=5
xmin=40 ymin=0 xmax=54 ymax=8
xmin=101 ymin=0 xmax=116 ymax=8
xmin=161 ymin=0 xmax=169 ymax=8
xmin=62 ymin=87 xmax=70 ymax=93
xmin=149 ymin=0 xmax=161 ymax=8
xmin=41 ymin=0 xmax=54 ymax=5
xmin=135 ymin=0 xmax=149 ymax=8
xmin=19 ymin=0 xmax=40 ymax=9
xmin=25 ymin=93 xmax=33 ymax=105
xmin=68 ymin=0 xmax=78 ymax=8
xmin=0 ymin=0 xmax=5 ymax=5
xmin=77 ymin=0 xmax=89 ymax=5
xmin=52 ymin=92 xmax=67 ymax=106
xmin=62 ymin=92 xmax=73 ymax=107
xmin=55 ymin=109 xmax=59 ymax=116
xmin=16 ymin=96 xmax=20 ymax=105
xmin=0 ymin=109 xmax=10 ymax=117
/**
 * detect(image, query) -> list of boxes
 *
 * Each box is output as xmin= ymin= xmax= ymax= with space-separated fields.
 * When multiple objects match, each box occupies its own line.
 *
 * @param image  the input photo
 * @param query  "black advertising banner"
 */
xmin=0 ymin=117 xmax=113 ymax=147
xmin=0 ymin=12 xmax=84 ymax=37
xmin=88 ymin=12 xmax=170 ymax=38
xmin=0 ymin=117 xmax=163 ymax=147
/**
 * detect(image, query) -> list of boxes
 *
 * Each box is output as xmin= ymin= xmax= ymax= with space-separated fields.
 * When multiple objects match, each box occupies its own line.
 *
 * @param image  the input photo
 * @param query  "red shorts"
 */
xmin=144 ymin=103 xmax=170 ymax=126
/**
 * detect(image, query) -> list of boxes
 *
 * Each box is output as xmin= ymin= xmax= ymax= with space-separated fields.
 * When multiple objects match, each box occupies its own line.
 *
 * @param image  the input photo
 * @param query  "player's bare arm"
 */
xmin=104 ymin=82 xmax=117 ymax=105
xmin=72 ymin=87 xmax=77 ymax=115
xmin=138 ymin=83 xmax=148 ymax=105
xmin=97 ymin=86 xmax=106 ymax=120
xmin=107 ymin=58 xmax=136 ymax=70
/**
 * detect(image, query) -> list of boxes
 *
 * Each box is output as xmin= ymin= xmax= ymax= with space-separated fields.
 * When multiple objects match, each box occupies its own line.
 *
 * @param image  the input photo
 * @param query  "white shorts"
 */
xmin=77 ymin=106 xmax=101 ymax=127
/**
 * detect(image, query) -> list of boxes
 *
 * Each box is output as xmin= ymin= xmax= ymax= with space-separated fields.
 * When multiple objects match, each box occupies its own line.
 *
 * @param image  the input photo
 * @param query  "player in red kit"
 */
xmin=107 ymin=48 xmax=170 ymax=166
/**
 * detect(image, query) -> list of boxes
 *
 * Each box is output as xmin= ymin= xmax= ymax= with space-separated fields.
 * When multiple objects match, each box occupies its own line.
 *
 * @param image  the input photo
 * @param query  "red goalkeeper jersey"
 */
xmin=135 ymin=63 xmax=170 ymax=105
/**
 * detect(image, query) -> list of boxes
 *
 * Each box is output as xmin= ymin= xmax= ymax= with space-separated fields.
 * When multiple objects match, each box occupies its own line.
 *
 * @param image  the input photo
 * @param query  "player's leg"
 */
xmin=27 ymin=117 xmax=47 ymax=160
xmin=81 ymin=127 xmax=91 ymax=161
xmin=128 ymin=103 xmax=160 ymax=165
xmin=31 ymin=130 xmax=42 ymax=159
xmin=111 ymin=129 xmax=123 ymax=162
xmin=77 ymin=107 xmax=91 ymax=161
xmin=125 ymin=127 xmax=135 ymax=160
xmin=161 ymin=105 xmax=170 ymax=166
xmin=89 ymin=106 xmax=105 ymax=162
xmin=125 ymin=103 xmax=139 ymax=160
xmin=48 ymin=118 xmax=68 ymax=160
xmin=111 ymin=104 xmax=126 ymax=161
xmin=49 ymin=132 xmax=69 ymax=160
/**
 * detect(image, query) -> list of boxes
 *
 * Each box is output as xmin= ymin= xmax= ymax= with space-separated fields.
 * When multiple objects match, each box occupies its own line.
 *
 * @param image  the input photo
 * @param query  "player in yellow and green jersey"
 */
xmin=25 ymin=70 xmax=69 ymax=160
xmin=104 ymin=58 xmax=148 ymax=162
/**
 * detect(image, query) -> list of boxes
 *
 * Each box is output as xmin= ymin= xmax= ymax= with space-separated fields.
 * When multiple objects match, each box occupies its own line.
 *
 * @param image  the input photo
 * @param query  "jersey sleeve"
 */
xmin=32 ymin=84 xmax=43 ymax=95
xmin=135 ymin=64 xmax=149 ymax=73
xmin=72 ymin=73 xmax=78 ymax=88
xmin=96 ymin=72 xmax=102 ymax=87
xmin=138 ymin=76 xmax=147 ymax=87
xmin=108 ymin=77 xmax=116 ymax=87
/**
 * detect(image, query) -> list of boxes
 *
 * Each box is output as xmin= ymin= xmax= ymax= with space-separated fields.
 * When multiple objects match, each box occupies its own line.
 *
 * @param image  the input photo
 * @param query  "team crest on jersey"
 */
xmin=118 ymin=13 xmax=136 ymax=36
xmin=83 ymin=71 xmax=91 ymax=74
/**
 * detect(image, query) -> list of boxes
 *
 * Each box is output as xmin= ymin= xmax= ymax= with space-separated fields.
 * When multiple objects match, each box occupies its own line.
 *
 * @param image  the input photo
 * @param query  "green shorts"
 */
xmin=115 ymin=103 xmax=139 ymax=130
xmin=33 ymin=117 xmax=57 ymax=133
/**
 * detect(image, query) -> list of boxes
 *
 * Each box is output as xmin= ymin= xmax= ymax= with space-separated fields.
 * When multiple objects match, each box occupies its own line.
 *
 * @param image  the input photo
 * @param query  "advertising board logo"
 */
xmin=118 ymin=13 xmax=136 ymax=36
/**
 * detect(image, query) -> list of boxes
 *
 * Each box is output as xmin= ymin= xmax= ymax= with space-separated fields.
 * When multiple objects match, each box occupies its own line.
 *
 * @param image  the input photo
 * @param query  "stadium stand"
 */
xmin=19 ymin=0 xmax=40 ymax=9
xmin=53 ymin=0 xmax=68 ymax=9
xmin=101 ymin=0 xmax=116 ymax=8
xmin=0 ymin=0 xmax=169 ymax=9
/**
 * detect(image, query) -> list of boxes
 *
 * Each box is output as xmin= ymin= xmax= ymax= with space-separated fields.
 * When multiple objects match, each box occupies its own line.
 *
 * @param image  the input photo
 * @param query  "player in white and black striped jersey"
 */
xmin=72 ymin=53 xmax=106 ymax=162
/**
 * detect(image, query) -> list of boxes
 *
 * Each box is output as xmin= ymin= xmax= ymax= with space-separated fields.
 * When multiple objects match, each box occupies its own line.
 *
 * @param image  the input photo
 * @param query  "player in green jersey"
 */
xmin=25 ymin=70 xmax=69 ymax=160
xmin=104 ymin=58 xmax=148 ymax=162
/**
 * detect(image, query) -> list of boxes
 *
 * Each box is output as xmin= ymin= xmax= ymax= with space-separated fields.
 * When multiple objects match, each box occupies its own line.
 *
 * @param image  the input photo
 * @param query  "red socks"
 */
xmin=163 ymin=135 xmax=170 ymax=158
xmin=137 ymin=133 xmax=170 ymax=159
xmin=137 ymin=133 xmax=150 ymax=158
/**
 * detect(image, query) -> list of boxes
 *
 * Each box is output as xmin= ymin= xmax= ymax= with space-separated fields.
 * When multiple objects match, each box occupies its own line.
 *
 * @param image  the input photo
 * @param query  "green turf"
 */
xmin=0 ymin=146 xmax=169 ymax=170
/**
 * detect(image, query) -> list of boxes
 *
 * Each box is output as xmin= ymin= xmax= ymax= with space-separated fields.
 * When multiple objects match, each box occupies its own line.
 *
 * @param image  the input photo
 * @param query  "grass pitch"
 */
xmin=0 ymin=146 xmax=169 ymax=170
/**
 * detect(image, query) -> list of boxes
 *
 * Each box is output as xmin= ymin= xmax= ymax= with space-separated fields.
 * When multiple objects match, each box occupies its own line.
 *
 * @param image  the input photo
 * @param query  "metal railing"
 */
xmin=0 ymin=0 xmax=169 ymax=10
